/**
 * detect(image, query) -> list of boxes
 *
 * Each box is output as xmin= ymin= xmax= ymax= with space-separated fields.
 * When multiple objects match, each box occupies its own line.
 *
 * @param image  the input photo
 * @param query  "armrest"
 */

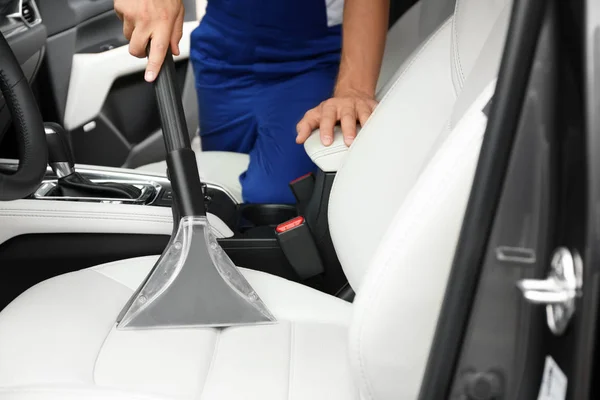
xmin=304 ymin=126 xmax=357 ymax=173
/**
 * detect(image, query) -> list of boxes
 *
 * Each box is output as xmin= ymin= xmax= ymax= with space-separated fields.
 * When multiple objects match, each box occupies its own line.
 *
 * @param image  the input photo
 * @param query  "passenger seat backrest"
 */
xmin=332 ymin=0 xmax=513 ymax=398
xmin=329 ymin=0 xmax=512 ymax=291
xmin=352 ymin=81 xmax=497 ymax=400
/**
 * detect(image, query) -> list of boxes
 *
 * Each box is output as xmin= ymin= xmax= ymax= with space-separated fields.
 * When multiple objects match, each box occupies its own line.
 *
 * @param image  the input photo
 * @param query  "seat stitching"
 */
xmin=287 ymin=323 xmax=296 ymax=400
xmin=327 ymin=18 xmax=454 ymax=221
xmin=0 ymin=213 xmax=226 ymax=236
xmin=88 ymin=271 xmax=134 ymax=386
xmin=198 ymin=330 xmax=221 ymax=399
xmin=452 ymin=0 xmax=465 ymax=87
xmin=450 ymin=35 xmax=461 ymax=96
xmin=92 ymin=323 xmax=116 ymax=386
xmin=359 ymin=17 xmax=454 ymax=136
xmin=0 ymin=207 xmax=172 ymax=216
xmin=0 ymin=213 xmax=172 ymax=222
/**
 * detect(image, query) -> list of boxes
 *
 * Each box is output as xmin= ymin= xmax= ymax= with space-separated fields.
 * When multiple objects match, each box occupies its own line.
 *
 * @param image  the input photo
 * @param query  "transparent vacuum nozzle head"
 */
xmin=117 ymin=216 xmax=276 ymax=329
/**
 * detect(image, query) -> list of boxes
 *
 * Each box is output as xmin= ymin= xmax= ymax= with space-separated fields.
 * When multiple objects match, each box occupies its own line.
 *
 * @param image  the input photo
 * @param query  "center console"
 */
xmin=0 ymin=122 xmax=350 ymax=299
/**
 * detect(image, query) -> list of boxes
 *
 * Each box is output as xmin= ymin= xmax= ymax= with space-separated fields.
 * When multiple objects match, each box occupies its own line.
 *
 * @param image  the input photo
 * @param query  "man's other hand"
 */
xmin=114 ymin=0 xmax=185 ymax=82
xmin=296 ymin=89 xmax=377 ymax=147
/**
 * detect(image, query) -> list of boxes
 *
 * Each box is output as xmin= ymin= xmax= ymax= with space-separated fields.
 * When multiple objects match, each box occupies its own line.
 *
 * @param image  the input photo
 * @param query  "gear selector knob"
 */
xmin=43 ymin=121 xmax=142 ymax=200
xmin=44 ymin=122 xmax=75 ymax=178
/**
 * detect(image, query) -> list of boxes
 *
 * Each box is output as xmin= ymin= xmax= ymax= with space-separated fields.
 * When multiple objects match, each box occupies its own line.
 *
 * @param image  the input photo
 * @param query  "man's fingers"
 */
xmin=319 ymin=104 xmax=337 ymax=146
xmin=340 ymin=106 xmax=357 ymax=146
xmin=368 ymin=99 xmax=378 ymax=112
xmin=123 ymin=19 xmax=134 ymax=41
xmin=296 ymin=108 xmax=320 ymax=144
xmin=129 ymin=27 xmax=150 ymax=58
xmin=171 ymin=6 xmax=184 ymax=55
xmin=357 ymin=101 xmax=373 ymax=127
xmin=145 ymin=31 xmax=170 ymax=82
xmin=114 ymin=0 xmax=124 ymax=20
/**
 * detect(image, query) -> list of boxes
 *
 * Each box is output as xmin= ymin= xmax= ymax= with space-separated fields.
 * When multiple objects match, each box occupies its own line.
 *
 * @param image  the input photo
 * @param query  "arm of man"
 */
xmin=296 ymin=0 xmax=389 ymax=147
xmin=114 ymin=0 xmax=185 ymax=82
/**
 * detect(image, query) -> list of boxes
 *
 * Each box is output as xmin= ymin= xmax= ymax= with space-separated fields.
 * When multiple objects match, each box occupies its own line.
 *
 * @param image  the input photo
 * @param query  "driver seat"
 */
xmin=0 ymin=1 xmax=511 ymax=398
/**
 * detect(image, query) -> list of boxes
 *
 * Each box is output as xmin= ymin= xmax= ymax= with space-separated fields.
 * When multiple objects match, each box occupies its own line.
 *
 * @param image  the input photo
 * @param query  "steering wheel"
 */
xmin=0 ymin=31 xmax=47 ymax=201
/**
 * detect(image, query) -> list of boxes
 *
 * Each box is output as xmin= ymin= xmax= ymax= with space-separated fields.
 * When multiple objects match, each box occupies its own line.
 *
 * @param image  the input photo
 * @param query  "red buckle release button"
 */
xmin=276 ymin=216 xmax=305 ymax=233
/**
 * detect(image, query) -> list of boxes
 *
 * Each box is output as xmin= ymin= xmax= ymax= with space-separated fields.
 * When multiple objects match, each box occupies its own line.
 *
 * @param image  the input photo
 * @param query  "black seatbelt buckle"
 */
xmin=289 ymin=173 xmax=315 ymax=214
xmin=275 ymin=216 xmax=324 ymax=280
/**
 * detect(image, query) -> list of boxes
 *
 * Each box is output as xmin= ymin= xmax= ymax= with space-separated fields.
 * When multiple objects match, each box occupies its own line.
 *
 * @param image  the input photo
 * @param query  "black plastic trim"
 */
xmin=0 ymin=232 xmax=304 ymax=310
xmin=5 ymin=22 xmax=46 ymax=65
xmin=0 ymin=233 xmax=171 ymax=310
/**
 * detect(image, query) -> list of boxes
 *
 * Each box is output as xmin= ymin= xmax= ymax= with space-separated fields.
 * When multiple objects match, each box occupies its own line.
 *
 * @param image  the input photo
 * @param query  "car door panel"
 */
xmin=63 ymin=20 xmax=196 ymax=132
xmin=36 ymin=0 xmax=199 ymax=167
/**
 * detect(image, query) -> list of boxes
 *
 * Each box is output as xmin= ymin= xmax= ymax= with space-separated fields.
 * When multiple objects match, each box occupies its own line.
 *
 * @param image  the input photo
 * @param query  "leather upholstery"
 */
xmin=0 ymin=200 xmax=234 ymax=247
xmin=304 ymin=0 xmax=457 ymax=174
xmin=0 ymin=0 xmax=512 ymax=398
xmin=329 ymin=2 xmax=511 ymax=291
xmin=303 ymin=126 xmax=352 ymax=173
xmin=0 ymin=256 xmax=355 ymax=400
xmin=0 ymin=33 xmax=48 ymax=201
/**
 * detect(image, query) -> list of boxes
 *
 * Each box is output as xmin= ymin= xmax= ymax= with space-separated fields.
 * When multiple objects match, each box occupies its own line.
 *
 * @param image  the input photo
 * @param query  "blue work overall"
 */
xmin=190 ymin=0 xmax=344 ymax=204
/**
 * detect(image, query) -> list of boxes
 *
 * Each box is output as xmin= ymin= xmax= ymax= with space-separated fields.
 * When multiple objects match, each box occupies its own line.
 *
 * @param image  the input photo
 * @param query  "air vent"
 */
xmin=7 ymin=0 xmax=41 ymax=27
xmin=21 ymin=1 xmax=35 ymax=24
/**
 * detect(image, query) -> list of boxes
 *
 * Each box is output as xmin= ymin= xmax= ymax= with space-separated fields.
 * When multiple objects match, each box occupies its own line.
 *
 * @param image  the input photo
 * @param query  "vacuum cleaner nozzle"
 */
xmin=117 ymin=216 xmax=276 ymax=329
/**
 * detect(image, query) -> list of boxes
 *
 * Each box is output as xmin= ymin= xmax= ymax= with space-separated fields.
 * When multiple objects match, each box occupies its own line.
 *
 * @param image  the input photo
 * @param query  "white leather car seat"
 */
xmin=137 ymin=0 xmax=456 ymax=204
xmin=0 ymin=1 xmax=512 ymax=399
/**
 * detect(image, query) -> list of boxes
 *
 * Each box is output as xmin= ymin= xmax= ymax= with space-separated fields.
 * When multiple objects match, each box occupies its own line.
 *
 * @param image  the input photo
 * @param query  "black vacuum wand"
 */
xmin=153 ymin=47 xmax=205 ymax=217
xmin=115 ymin=46 xmax=276 ymax=330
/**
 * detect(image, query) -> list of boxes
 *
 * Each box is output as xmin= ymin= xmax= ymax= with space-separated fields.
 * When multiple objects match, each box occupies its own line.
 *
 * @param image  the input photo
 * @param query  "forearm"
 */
xmin=334 ymin=0 xmax=389 ymax=97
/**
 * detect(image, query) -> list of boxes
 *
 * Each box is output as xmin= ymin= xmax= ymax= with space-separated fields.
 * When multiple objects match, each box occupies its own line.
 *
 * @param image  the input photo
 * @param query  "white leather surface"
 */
xmin=0 ymin=0 xmax=513 ymax=399
xmin=139 ymin=150 xmax=249 ymax=204
xmin=350 ymin=83 xmax=495 ymax=400
xmin=329 ymin=0 xmax=510 ymax=291
xmin=63 ymin=20 xmax=199 ymax=131
xmin=303 ymin=126 xmax=353 ymax=173
xmin=0 ymin=255 xmax=355 ymax=400
xmin=376 ymin=0 xmax=423 ymax=95
xmin=330 ymin=17 xmax=458 ymax=290
xmin=0 ymin=200 xmax=233 ymax=245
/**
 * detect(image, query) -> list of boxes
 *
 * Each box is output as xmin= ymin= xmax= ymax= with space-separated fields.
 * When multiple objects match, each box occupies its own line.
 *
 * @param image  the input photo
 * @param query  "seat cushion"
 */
xmin=0 ymin=255 xmax=356 ymax=400
xmin=138 ymin=151 xmax=249 ymax=204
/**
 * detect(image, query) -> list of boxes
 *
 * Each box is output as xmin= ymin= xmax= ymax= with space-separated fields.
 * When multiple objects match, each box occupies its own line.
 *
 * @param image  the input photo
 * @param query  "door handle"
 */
xmin=517 ymin=247 xmax=583 ymax=335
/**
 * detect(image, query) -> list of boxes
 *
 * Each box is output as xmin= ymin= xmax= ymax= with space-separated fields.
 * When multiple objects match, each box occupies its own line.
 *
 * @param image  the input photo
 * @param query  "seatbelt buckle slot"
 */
xmin=275 ymin=216 xmax=324 ymax=280
xmin=289 ymin=173 xmax=315 ymax=213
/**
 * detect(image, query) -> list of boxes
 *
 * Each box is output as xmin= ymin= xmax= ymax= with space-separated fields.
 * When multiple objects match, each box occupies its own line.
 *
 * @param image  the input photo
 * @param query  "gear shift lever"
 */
xmin=44 ymin=122 xmax=142 ymax=199
xmin=44 ymin=122 xmax=75 ymax=178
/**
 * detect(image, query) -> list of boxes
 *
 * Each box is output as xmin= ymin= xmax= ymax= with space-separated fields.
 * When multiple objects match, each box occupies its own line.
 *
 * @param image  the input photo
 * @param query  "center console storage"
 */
xmin=238 ymin=204 xmax=297 ymax=231
xmin=3 ymin=158 xmax=347 ymax=296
